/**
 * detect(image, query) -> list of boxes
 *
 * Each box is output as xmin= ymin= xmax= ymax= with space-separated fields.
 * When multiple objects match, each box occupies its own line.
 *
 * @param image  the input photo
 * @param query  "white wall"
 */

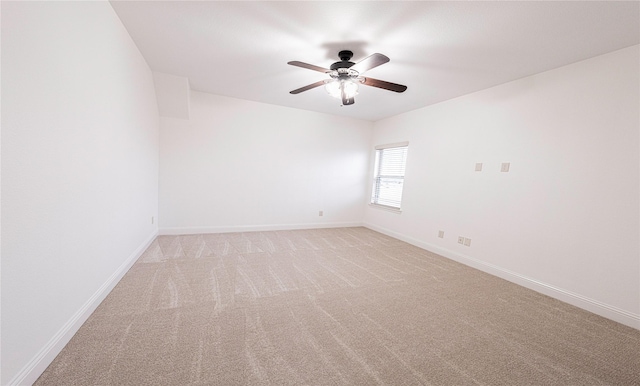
xmin=364 ymin=46 xmax=640 ymax=328
xmin=159 ymin=91 xmax=372 ymax=233
xmin=153 ymin=72 xmax=190 ymax=119
xmin=1 ymin=2 xmax=159 ymax=384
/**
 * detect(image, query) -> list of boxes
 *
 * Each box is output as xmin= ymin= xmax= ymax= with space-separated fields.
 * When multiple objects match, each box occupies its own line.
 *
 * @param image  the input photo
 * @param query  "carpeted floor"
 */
xmin=35 ymin=227 xmax=640 ymax=385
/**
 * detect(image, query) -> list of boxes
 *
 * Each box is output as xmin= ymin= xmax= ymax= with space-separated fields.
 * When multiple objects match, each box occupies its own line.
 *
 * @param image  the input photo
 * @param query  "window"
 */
xmin=371 ymin=142 xmax=408 ymax=210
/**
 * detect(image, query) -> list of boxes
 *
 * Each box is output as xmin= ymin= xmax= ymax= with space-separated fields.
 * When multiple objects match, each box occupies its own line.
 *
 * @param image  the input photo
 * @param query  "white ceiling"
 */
xmin=110 ymin=1 xmax=639 ymax=122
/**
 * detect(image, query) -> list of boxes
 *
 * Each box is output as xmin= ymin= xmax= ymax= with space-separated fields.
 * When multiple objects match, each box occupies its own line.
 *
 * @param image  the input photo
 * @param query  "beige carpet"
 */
xmin=35 ymin=227 xmax=640 ymax=385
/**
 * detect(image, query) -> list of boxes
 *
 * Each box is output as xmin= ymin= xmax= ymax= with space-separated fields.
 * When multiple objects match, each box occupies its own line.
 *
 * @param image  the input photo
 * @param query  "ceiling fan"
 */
xmin=288 ymin=50 xmax=407 ymax=106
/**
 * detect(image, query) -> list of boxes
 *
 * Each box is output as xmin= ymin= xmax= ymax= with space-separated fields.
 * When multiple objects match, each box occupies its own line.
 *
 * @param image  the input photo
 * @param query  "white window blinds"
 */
xmin=371 ymin=143 xmax=408 ymax=209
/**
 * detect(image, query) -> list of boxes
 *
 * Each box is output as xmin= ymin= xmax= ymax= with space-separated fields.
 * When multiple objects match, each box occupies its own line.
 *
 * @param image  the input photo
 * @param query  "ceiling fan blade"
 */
xmin=288 ymin=61 xmax=330 ymax=73
xmin=350 ymin=53 xmax=390 ymax=74
xmin=290 ymin=80 xmax=326 ymax=94
xmin=361 ymin=77 xmax=407 ymax=93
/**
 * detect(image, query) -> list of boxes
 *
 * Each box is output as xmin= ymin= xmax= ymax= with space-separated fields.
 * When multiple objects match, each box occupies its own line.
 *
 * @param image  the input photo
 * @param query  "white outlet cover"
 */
xmin=458 ymin=236 xmax=464 ymax=244
xmin=501 ymin=162 xmax=510 ymax=172
xmin=475 ymin=163 xmax=483 ymax=171
xmin=438 ymin=230 xmax=444 ymax=238
xmin=464 ymin=238 xmax=471 ymax=246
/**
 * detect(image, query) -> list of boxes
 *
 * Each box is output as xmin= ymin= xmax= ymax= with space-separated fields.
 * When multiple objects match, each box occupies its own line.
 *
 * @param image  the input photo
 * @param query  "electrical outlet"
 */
xmin=458 ymin=236 xmax=464 ymax=244
xmin=475 ymin=163 xmax=483 ymax=172
xmin=464 ymin=237 xmax=471 ymax=246
xmin=438 ymin=230 xmax=444 ymax=238
xmin=501 ymin=162 xmax=510 ymax=172
xmin=318 ymin=210 xmax=323 ymax=217
xmin=151 ymin=216 xmax=154 ymax=224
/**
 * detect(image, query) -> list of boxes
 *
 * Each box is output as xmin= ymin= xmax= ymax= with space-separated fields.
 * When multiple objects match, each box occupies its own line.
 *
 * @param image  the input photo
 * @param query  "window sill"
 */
xmin=369 ymin=203 xmax=402 ymax=214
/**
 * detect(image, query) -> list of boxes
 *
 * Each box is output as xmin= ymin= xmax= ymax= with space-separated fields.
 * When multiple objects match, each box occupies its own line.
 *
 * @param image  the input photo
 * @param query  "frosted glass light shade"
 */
xmin=325 ymin=79 xmax=358 ymax=99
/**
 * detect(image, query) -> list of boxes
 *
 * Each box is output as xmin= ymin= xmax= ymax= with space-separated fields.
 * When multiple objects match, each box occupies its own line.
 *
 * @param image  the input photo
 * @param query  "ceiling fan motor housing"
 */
xmin=330 ymin=50 xmax=356 ymax=70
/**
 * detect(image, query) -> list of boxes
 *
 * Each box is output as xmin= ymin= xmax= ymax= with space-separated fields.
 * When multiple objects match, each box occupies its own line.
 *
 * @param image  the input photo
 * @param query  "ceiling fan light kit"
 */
xmin=325 ymin=78 xmax=359 ymax=100
xmin=289 ymin=50 xmax=407 ymax=106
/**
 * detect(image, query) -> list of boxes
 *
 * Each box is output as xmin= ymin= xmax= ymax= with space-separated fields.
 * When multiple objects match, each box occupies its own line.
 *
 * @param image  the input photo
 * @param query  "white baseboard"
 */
xmin=159 ymin=221 xmax=364 ymax=235
xmin=8 ymin=230 xmax=158 ymax=386
xmin=364 ymin=222 xmax=640 ymax=331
